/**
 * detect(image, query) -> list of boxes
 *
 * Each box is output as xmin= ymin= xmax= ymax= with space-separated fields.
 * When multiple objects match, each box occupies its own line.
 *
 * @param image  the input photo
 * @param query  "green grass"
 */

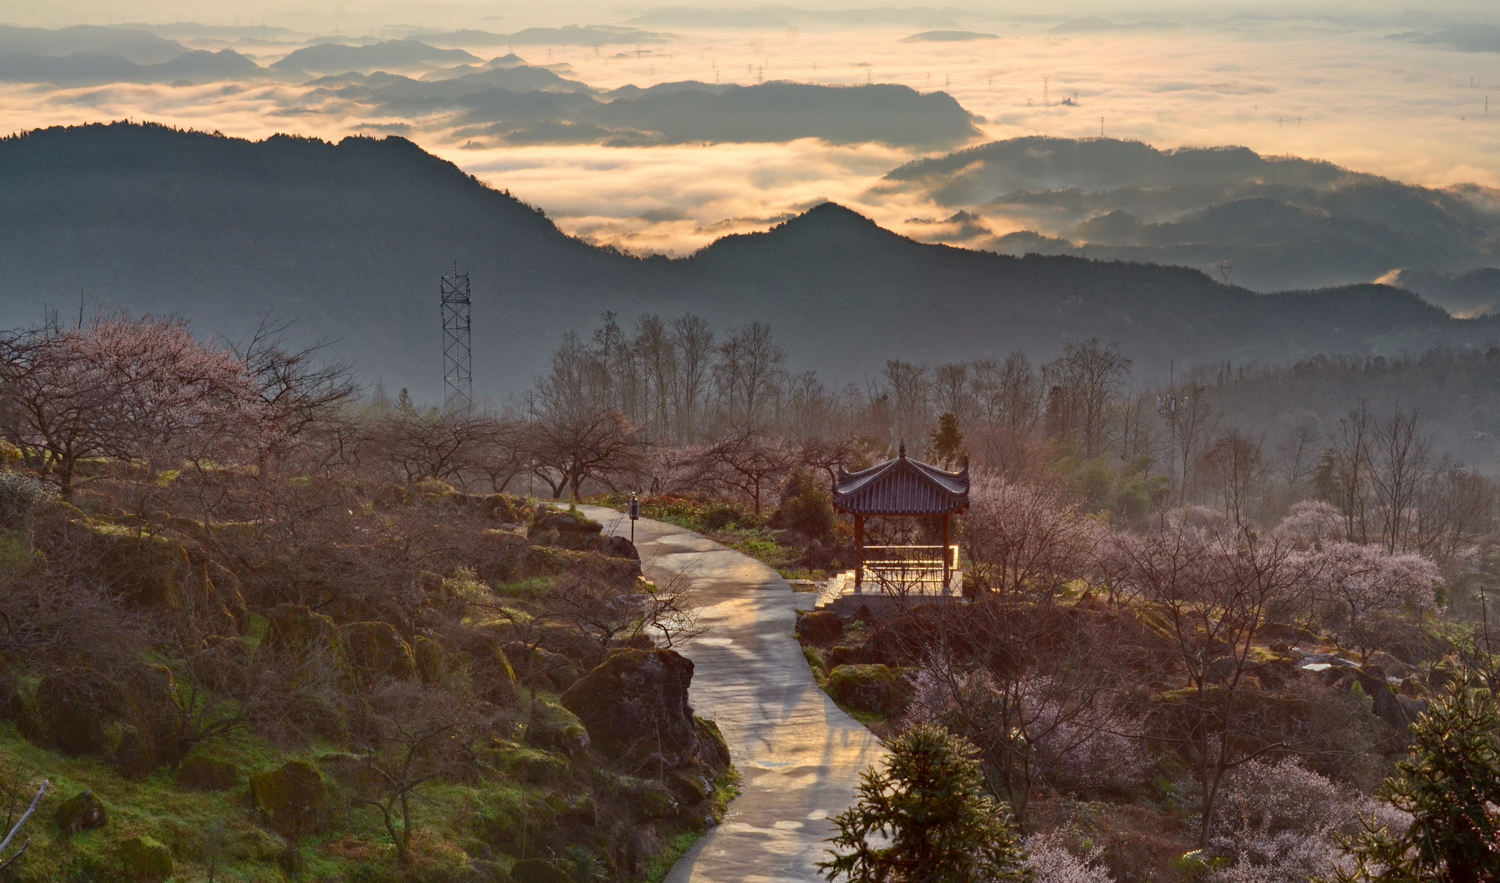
xmin=641 ymin=766 xmax=742 ymax=883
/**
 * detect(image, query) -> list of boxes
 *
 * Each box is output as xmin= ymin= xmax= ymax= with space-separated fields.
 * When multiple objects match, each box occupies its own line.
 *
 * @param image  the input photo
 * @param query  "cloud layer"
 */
xmin=0 ymin=12 xmax=1498 ymax=258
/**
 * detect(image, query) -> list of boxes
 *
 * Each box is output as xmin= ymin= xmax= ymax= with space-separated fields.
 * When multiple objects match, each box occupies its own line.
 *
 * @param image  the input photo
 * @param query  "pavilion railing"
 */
xmin=859 ymin=545 xmax=960 ymax=595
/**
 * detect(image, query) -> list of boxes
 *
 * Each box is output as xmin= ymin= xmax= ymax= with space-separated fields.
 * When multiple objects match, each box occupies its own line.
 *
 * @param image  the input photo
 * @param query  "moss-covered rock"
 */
xmin=176 ymin=754 xmax=240 ymax=791
xmin=524 ymin=700 xmax=590 ymax=755
xmin=796 ymin=610 xmax=844 ymax=645
xmin=560 ymin=648 xmax=711 ymax=768
xmin=29 ymin=664 xmax=184 ymax=773
xmin=110 ymin=724 xmax=159 ymax=781
xmin=480 ymin=741 xmax=571 ymax=786
xmin=826 ymin=664 xmax=911 ymax=716
xmin=531 ymin=511 xmax=603 ymax=536
xmin=413 ymin=634 xmax=450 ymax=685
xmin=55 ymin=790 xmax=108 ymax=835
xmin=452 ymin=633 xmax=518 ymax=704
xmin=120 ymin=835 xmax=173 ymax=883
xmin=33 ymin=670 xmax=116 ymax=755
xmin=85 ymin=524 xmax=192 ymax=611
xmin=255 ymin=604 xmax=348 ymax=682
xmin=340 ymin=620 xmax=417 ymax=682
xmin=196 ymin=633 xmax=253 ymax=693
xmin=250 ymin=759 xmax=330 ymax=838
xmin=473 ymin=529 xmax=532 ymax=584
xmin=510 ymin=857 xmax=576 ymax=883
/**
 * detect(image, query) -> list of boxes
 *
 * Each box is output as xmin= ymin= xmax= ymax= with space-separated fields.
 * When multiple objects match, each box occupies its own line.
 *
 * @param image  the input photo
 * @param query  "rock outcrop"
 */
xmin=250 ymin=760 xmax=330 ymax=838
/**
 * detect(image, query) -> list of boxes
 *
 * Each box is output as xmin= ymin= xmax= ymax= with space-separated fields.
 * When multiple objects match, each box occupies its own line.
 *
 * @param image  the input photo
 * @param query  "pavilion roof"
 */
xmin=833 ymin=444 xmax=969 ymax=516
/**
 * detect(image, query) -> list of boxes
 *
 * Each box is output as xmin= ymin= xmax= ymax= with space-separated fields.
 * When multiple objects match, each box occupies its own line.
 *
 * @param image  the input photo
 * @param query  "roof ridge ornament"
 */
xmin=898 ymin=441 xmax=906 ymax=459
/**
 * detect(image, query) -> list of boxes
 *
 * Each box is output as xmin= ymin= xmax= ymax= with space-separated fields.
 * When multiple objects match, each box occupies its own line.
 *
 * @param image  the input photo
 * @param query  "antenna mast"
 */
xmin=440 ymin=267 xmax=472 ymax=416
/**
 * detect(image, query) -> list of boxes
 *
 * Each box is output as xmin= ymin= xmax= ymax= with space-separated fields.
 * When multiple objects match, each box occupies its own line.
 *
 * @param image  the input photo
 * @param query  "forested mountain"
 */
xmin=3 ymin=122 xmax=1498 ymax=402
xmin=879 ymin=137 xmax=1500 ymax=304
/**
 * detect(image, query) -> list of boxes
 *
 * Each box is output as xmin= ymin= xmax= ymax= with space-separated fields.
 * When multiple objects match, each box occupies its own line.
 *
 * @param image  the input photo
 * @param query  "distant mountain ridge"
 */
xmin=2 ymin=122 xmax=1497 ymax=402
xmin=878 ymin=136 xmax=1500 ymax=307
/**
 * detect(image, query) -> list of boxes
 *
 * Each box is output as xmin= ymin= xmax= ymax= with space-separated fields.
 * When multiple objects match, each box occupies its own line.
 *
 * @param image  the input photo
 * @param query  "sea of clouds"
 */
xmin=4 ymin=2 xmax=1500 ymax=255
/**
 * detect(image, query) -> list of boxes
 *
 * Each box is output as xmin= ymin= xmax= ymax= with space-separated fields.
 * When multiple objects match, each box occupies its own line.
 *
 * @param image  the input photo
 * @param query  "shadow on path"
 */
xmin=576 ymin=505 xmax=887 ymax=883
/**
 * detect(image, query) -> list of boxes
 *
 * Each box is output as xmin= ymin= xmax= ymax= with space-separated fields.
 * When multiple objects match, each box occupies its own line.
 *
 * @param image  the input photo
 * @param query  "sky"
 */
xmin=2 ymin=1 xmax=1499 ymax=254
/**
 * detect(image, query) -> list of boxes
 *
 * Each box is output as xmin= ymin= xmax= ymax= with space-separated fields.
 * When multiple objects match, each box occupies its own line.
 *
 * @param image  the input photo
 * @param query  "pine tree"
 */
xmin=1327 ymin=675 xmax=1500 ymax=883
xmin=928 ymin=413 xmax=966 ymax=469
xmin=819 ymin=724 xmax=1032 ymax=883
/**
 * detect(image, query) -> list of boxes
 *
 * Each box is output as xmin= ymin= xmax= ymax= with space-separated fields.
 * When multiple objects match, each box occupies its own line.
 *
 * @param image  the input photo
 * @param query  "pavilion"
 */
xmin=817 ymin=443 xmax=969 ymax=616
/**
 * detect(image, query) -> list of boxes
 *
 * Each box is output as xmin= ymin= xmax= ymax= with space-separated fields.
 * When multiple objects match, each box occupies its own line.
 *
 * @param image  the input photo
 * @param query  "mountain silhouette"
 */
xmin=2 ymin=123 xmax=1496 ymax=402
xmin=878 ymin=136 xmax=1500 ymax=302
xmin=272 ymin=40 xmax=480 ymax=73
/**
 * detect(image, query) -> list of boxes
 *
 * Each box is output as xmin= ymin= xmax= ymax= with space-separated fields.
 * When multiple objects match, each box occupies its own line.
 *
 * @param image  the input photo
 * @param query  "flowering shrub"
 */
xmin=1206 ymin=758 xmax=1408 ymax=883
xmin=906 ymin=666 xmax=1152 ymax=800
xmin=1291 ymin=541 xmax=1441 ymax=658
xmin=1024 ymin=830 xmax=1115 ymax=883
xmin=1275 ymin=500 xmax=1346 ymax=545
xmin=962 ymin=471 xmax=1103 ymax=598
xmin=0 ymin=471 xmax=52 ymax=528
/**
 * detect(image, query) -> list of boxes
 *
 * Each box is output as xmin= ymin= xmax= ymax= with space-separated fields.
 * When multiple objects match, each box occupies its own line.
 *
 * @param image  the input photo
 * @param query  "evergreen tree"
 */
xmin=1328 ymin=675 xmax=1500 ymax=883
xmin=928 ymin=412 xmax=966 ymax=469
xmin=820 ymin=724 xmax=1032 ymax=883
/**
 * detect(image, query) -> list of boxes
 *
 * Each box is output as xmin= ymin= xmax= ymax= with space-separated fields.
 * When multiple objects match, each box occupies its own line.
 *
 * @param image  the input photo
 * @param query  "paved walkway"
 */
xmin=575 ymin=506 xmax=887 ymax=883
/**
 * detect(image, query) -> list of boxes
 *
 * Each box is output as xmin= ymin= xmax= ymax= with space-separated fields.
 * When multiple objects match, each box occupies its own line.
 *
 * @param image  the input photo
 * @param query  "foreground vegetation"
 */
xmin=2 ymin=308 xmax=1499 ymax=882
xmin=0 ymin=316 xmax=733 ymax=882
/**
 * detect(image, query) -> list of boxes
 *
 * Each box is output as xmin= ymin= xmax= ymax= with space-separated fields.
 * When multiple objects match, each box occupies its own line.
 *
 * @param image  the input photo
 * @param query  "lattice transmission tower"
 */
xmin=440 ymin=268 xmax=472 ymax=416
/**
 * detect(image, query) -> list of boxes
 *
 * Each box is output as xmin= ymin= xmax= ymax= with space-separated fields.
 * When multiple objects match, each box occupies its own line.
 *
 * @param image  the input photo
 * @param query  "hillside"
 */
xmin=3 ymin=122 xmax=1500 ymax=402
xmin=879 ymin=137 xmax=1500 ymax=303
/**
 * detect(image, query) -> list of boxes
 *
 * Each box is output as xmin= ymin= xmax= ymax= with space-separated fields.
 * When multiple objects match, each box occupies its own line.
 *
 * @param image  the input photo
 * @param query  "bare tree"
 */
xmin=1323 ymin=402 xmax=1375 ymax=544
xmin=355 ymin=682 xmax=491 ymax=863
xmin=0 ymin=778 xmax=48 ymax=872
xmin=1044 ymin=339 xmax=1129 ymax=460
xmin=686 ymin=432 xmax=791 ymax=514
xmin=1369 ymin=406 xmax=1434 ymax=554
xmin=881 ymin=360 xmax=931 ymax=448
xmin=525 ymin=410 xmax=642 ymax=500
xmin=714 ymin=322 xmax=786 ymax=432
xmin=1108 ymin=520 xmax=1315 ymax=847
xmin=1275 ymin=416 xmax=1321 ymax=493
xmin=669 ymin=314 xmax=716 ymax=443
xmin=236 ymin=314 xmax=360 ymax=469
xmin=360 ymin=412 xmax=510 ymax=490
xmin=1203 ymin=430 xmax=1265 ymax=526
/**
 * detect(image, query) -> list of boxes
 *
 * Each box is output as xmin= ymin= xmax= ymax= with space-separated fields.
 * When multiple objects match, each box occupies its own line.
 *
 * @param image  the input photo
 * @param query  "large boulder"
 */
xmin=531 ymin=511 xmax=603 ymax=536
xmin=250 ymin=760 xmax=330 ymax=838
xmin=523 ymin=700 xmax=590 ymax=756
xmin=412 ymin=634 xmax=450 ymax=685
xmin=85 ymin=524 xmax=192 ymax=611
xmin=55 ymin=790 xmax=108 ymax=835
xmin=473 ymin=529 xmax=532 ymax=584
xmin=826 ymin=664 xmax=911 ymax=717
xmin=340 ymin=621 xmax=417 ymax=682
xmin=176 ymin=755 xmax=240 ymax=792
xmin=33 ymin=670 xmax=117 ymax=755
xmin=560 ymin=649 xmax=712 ymax=768
xmin=255 ymin=604 xmax=348 ymax=682
xmin=30 ymin=666 xmax=185 ymax=773
xmin=796 ymin=610 xmax=844 ymax=645
xmin=120 ymin=835 xmax=173 ymax=883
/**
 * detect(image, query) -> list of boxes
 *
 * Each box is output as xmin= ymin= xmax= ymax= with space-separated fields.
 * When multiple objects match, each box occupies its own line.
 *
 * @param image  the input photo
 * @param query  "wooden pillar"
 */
xmin=941 ymin=513 xmax=952 ymax=592
xmin=854 ymin=514 xmax=865 ymax=591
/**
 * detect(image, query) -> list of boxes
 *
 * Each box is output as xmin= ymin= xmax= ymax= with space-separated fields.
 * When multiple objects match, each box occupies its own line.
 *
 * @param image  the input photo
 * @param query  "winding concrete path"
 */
xmin=575 ymin=505 xmax=887 ymax=883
